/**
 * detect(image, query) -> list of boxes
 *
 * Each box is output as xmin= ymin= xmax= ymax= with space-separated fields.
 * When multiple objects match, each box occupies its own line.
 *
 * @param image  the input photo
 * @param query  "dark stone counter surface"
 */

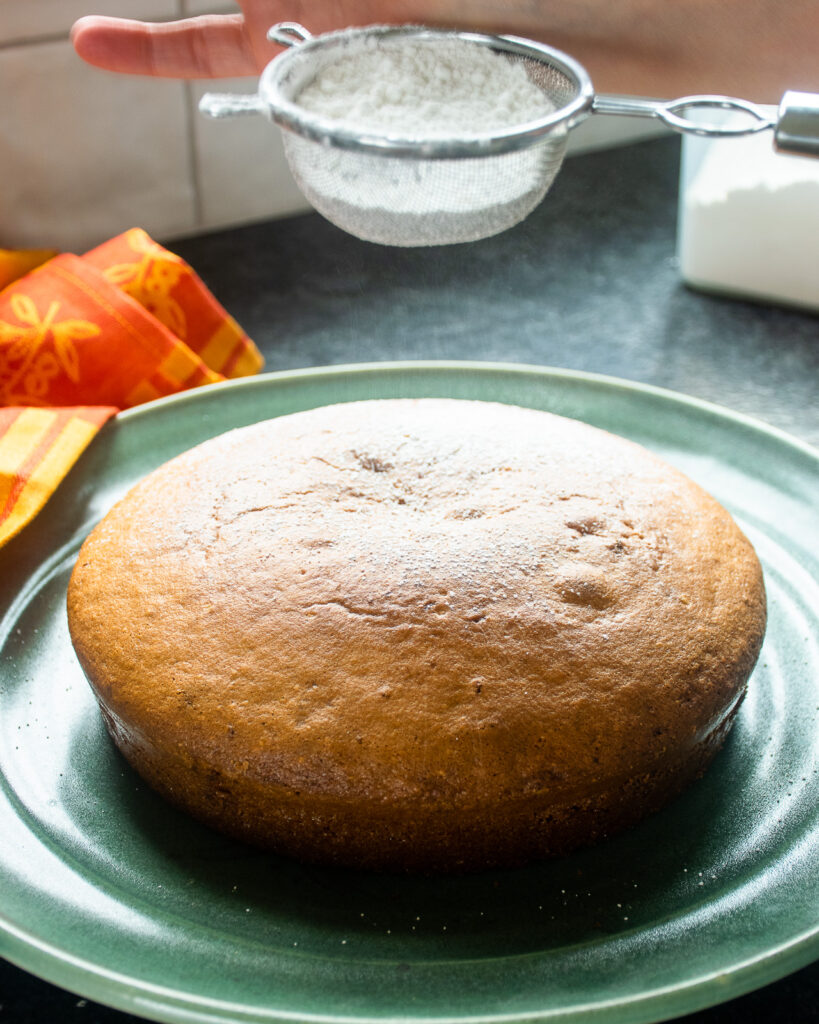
xmin=2 ymin=136 xmax=817 ymax=1022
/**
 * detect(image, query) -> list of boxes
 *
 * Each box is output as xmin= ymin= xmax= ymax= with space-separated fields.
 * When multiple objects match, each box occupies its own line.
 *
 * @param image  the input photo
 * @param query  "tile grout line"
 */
xmin=183 ymin=80 xmax=205 ymax=229
xmin=179 ymin=1 xmax=258 ymax=232
xmin=0 ymin=32 xmax=72 ymax=49
xmin=179 ymin=0 xmax=205 ymax=229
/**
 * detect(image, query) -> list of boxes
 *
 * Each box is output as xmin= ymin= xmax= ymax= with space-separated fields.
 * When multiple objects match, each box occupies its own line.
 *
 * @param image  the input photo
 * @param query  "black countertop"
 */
xmin=2 ymin=136 xmax=817 ymax=1022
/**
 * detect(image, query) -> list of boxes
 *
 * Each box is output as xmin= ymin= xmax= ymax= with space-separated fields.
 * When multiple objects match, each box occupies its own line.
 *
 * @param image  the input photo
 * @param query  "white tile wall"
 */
xmin=0 ymin=0 xmax=309 ymax=251
xmin=0 ymin=0 xmax=666 ymax=253
xmin=0 ymin=38 xmax=195 ymax=250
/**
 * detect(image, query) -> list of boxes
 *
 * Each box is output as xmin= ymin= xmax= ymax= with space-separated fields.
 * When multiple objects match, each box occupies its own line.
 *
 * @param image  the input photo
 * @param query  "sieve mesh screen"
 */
xmin=284 ymin=132 xmax=567 ymax=246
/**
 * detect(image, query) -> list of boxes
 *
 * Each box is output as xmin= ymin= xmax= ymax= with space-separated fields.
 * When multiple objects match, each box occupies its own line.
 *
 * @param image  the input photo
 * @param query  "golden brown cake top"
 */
xmin=68 ymin=399 xmax=766 ymax=808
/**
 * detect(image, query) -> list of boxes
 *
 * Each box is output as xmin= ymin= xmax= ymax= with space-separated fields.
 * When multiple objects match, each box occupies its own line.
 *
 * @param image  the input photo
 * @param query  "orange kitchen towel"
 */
xmin=0 ymin=229 xmax=263 ymax=547
xmin=0 ymin=405 xmax=118 ymax=545
xmin=83 ymin=228 xmax=261 ymax=381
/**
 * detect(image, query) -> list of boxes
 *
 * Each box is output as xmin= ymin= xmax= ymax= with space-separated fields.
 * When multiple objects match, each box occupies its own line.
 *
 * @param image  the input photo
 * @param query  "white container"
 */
xmin=678 ymin=109 xmax=819 ymax=313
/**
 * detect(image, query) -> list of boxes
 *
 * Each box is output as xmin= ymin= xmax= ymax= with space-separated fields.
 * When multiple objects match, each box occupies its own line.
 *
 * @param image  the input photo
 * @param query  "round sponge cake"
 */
xmin=67 ymin=399 xmax=766 ymax=871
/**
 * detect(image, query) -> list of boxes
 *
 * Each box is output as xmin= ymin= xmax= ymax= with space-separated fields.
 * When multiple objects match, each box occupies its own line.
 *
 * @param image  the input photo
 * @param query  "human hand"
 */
xmin=71 ymin=1 xmax=818 ymax=102
xmin=70 ymin=1 xmax=477 ymax=79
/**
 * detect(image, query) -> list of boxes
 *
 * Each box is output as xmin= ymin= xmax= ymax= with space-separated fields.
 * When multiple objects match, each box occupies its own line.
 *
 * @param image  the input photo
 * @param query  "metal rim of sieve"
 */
xmin=257 ymin=25 xmax=595 ymax=160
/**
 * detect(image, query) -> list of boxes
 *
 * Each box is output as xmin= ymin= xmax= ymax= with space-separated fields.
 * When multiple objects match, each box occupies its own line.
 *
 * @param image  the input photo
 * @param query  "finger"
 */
xmin=71 ymin=15 xmax=262 ymax=78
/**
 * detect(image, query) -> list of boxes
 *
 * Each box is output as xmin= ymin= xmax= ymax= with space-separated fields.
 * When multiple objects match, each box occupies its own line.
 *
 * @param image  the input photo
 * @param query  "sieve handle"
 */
xmin=592 ymin=94 xmax=775 ymax=137
xmin=198 ymin=92 xmax=267 ymax=118
xmin=593 ymin=92 xmax=819 ymax=157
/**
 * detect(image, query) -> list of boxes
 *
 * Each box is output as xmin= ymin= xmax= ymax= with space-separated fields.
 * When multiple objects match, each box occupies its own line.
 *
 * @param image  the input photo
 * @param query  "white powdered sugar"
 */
xmin=296 ymin=38 xmax=552 ymax=137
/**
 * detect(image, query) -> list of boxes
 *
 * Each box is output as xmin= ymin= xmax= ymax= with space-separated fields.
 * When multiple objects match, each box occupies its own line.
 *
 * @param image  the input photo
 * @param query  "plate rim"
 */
xmin=114 ymin=360 xmax=819 ymax=462
xmin=1 ymin=360 xmax=817 ymax=1024
xmin=2 ymin=911 xmax=819 ymax=1024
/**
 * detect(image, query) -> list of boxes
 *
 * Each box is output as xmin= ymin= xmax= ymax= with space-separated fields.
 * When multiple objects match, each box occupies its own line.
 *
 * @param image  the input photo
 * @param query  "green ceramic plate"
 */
xmin=1 ymin=362 xmax=817 ymax=1024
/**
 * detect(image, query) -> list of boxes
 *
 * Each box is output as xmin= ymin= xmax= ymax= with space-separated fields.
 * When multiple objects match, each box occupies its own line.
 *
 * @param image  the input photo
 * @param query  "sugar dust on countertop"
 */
xmin=296 ymin=38 xmax=553 ymax=136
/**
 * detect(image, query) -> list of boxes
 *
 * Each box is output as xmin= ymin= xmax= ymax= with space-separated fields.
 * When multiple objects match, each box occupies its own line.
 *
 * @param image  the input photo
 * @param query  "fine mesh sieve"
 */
xmin=200 ymin=23 xmax=819 ymax=247
xmin=259 ymin=25 xmax=588 ymax=246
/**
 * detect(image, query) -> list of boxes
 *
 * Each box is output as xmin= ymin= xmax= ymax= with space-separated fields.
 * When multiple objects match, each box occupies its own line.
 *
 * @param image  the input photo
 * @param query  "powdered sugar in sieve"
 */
xmin=281 ymin=38 xmax=555 ymax=242
xmin=295 ymin=38 xmax=552 ymax=136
